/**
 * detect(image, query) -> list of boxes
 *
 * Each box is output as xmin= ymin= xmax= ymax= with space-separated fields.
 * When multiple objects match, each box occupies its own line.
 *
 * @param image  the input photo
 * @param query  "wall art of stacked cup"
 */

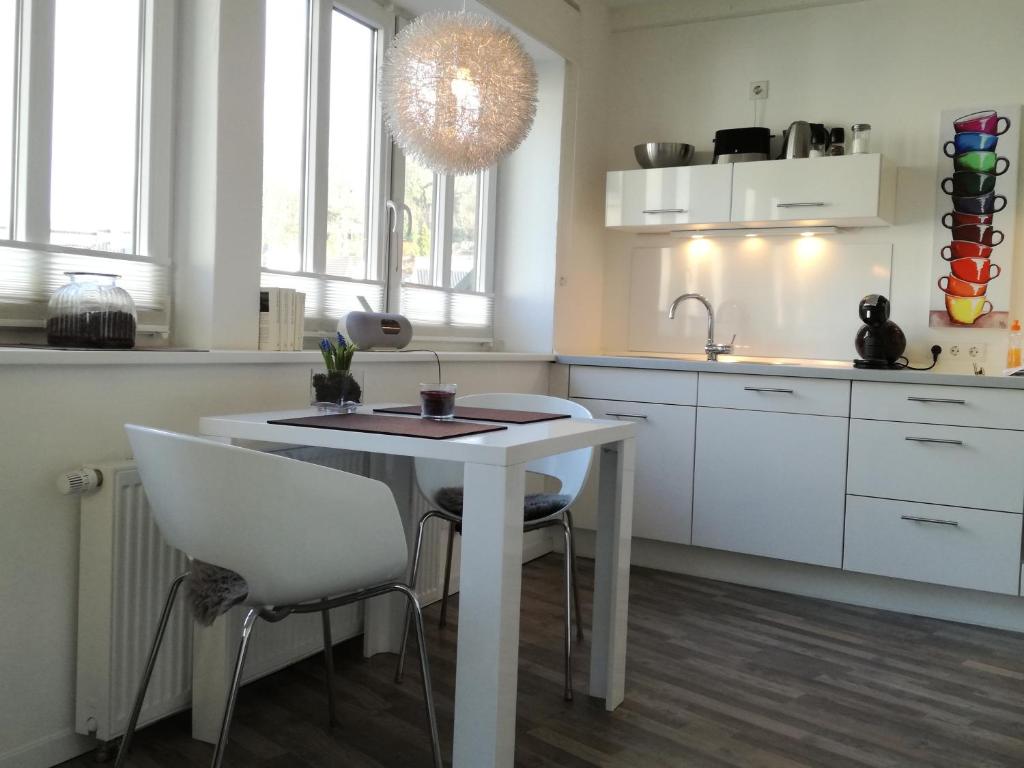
xmin=938 ymin=110 xmax=1012 ymax=325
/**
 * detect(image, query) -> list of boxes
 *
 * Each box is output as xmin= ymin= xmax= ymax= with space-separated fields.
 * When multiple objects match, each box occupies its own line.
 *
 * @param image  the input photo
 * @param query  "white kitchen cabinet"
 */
xmin=605 ymin=165 xmax=733 ymax=232
xmin=574 ymin=397 xmax=695 ymax=544
xmin=698 ymin=372 xmax=849 ymax=417
xmin=569 ymin=365 xmax=697 ymax=405
xmin=847 ymin=419 xmax=1024 ymax=513
xmin=692 ymin=407 xmax=848 ymax=567
xmin=844 ymin=496 xmax=1023 ymax=595
xmin=730 ymin=154 xmax=894 ymax=227
xmin=851 ymin=381 xmax=1024 ymax=431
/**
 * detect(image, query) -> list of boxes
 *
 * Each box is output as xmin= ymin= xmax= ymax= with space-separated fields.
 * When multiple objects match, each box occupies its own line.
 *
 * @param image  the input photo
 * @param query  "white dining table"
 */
xmin=195 ymin=404 xmax=636 ymax=768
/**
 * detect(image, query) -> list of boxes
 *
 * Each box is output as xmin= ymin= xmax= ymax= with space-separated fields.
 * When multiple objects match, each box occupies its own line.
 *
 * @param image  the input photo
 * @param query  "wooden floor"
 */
xmin=64 ymin=555 xmax=1024 ymax=767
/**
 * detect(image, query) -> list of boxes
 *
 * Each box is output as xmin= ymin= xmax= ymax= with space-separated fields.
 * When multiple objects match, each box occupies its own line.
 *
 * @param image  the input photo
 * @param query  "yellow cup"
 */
xmin=944 ymin=293 xmax=993 ymax=324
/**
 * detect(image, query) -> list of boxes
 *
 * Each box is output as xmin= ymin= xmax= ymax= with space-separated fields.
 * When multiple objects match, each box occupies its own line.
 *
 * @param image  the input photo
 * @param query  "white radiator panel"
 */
xmin=75 ymin=447 xmax=401 ymax=742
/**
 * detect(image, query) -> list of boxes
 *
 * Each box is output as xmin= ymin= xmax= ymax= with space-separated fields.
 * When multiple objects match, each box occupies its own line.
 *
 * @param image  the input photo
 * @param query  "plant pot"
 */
xmin=310 ymin=369 xmax=363 ymax=406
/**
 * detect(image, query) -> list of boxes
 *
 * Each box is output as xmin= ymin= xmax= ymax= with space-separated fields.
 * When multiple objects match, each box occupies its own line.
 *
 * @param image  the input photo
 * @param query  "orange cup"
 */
xmin=938 ymin=274 xmax=988 ymax=297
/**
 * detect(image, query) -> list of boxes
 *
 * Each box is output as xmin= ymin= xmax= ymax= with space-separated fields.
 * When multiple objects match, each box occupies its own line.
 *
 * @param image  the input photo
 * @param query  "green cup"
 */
xmin=942 ymin=171 xmax=997 ymax=196
xmin=953 ymin=151 xmax=1009 ymax=175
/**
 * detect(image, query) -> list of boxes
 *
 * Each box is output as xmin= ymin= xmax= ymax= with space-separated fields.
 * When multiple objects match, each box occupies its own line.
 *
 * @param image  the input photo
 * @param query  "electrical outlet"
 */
xmin=749 ymin=80 xmax=769 ymax=100
xmin=948 ymin=343 xmax=961 ymax=357
xmin=968 ymin=342 xmax=987 ymax=359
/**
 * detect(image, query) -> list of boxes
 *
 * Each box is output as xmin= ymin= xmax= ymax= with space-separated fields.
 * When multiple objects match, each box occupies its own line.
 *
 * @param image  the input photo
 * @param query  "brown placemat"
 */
xmin=267 ymin=413 xmax=508 ymax=439
xmin=373 ymin=405 xmax=572 ymax=424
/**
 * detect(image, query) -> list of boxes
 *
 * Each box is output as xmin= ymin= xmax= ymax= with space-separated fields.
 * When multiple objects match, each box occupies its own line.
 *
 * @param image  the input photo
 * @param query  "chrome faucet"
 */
xmin=667 ymin=293 xmax=735 ymax=361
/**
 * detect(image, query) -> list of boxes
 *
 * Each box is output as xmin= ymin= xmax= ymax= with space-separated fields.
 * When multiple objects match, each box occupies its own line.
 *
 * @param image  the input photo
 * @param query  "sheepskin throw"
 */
xmin=187 ymin=560 xmax=249 ymax=626
xmin=436 ymin=487 xmax=570 ymax=521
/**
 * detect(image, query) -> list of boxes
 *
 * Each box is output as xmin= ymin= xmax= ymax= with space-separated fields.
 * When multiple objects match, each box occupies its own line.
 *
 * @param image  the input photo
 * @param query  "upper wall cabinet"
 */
xmin=605 ymin=165 xmax=733 ymax=232
xmin=605 ymin=154 xmax=894 ymax=232
xmin=731 ymin=154 xmax=895 ymax=227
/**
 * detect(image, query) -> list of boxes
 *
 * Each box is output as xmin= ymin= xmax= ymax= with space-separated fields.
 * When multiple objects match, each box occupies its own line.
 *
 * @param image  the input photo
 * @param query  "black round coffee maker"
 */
xmin=854 ymin=294 xmax=906 ymax=369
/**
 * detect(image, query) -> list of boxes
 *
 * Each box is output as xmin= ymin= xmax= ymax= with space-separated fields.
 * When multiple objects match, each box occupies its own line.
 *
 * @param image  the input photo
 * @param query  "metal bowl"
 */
xmin=634 ymin=142 xmax=695 ymax=169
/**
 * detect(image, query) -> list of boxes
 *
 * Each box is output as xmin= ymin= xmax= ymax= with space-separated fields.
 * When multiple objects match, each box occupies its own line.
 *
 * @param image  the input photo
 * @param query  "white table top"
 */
xmin=199 ymin=405 xmax=637 ymax=467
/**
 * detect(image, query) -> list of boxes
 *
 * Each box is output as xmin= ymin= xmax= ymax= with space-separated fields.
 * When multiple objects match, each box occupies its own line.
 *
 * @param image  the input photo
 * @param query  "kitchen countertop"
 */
xmin=556 ymin=353 xmax=1024 ymax=391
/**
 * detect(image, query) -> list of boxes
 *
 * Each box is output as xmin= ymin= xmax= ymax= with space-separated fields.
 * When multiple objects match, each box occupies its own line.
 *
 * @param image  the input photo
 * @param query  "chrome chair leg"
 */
xmin=321 ymin=605 xmax=337 ymax=727
xmin=565 ymin=510 xmax=584 ymax=642
xmin=395 ymin=585 xmax=444 ymax=768
xmin=560 ymin=520 xmax=574 ymax=702
xmin=397 ymin=511 xmax=441 ymax=683
xmin=438 ymin=522 xmax=457 ymax=628
xmin=115 ymin=571 xmax=188 ymax=768
xmin=211 ymin=608 xmax=259 ymax=768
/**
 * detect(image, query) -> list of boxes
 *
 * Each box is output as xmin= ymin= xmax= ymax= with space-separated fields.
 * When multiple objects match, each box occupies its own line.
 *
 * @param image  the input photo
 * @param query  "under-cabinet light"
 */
xmin=672 ymin=226 xmax=839 ymax=239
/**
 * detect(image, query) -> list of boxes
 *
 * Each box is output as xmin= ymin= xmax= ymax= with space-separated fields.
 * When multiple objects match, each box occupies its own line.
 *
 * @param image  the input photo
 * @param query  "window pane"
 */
xmin=401 ymin=156 xmax=435 ymax=285
xmin=451 ymin=173 xmax=481 ymax=291
xmin=0 ymin=0 xmax=15 ymax=240
xmin=50 ymin=0 xmax=140 ymax=253
xmin=261 ymin=0 xmax=307 ymax=273
xmin=325 ymin=11 xmax=374 ymax=279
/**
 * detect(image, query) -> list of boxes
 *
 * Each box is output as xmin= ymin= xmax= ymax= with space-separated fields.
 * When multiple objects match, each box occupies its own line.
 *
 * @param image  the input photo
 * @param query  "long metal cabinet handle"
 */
xmin=643 ymin=208 xmax=687 ymax=214
xmin=901 ymin=515 xmax=960 ymax=527
xmin=907 ymin=396 xmax=967 ymax=405
xmin=776 ymin=202 xmax=827 ymax=208
xmin=743 ymin=386 xmax=795 ymax=394
xmin=606 ymin=412 xmax=648 ymax=420
xmin=904 ymin=436 xmax=964 ymax=446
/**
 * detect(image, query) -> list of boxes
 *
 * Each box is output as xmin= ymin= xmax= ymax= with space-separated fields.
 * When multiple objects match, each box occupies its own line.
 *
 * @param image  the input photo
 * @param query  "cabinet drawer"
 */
xmin=844 ymin=496 xmax=1022 ymax=595
xmin=573 ymin=398 xmax=695 ymax=544
xmin=852 ymin=381 xmax=1024 ymax=430
xmin=730 ymin=154 xmax=889 ymax=226
xmin=848 ymin=419 xmax=1024 ymax=512
xmin=606 ymin=165 xmax=732 ymax=231
xmin=698 ymin=373 xmax=849 ymax=416
xmin=569 ymin=366 xmax=697 ymax=406
xmin=693 ymin=408 xmax=848 ymax=567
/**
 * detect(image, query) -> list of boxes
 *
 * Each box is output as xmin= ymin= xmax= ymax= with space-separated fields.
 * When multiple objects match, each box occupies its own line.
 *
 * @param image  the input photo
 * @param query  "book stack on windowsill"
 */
xmin=259 ymin=288 xmax=306 ymax=351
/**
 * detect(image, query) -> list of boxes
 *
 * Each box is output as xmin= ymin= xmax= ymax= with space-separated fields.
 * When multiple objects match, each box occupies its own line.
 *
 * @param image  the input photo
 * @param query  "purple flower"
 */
xmin=337 ymin=332 xmax=347 ymax=348
xmin=319 ymin=338 xmax=331 ymax=353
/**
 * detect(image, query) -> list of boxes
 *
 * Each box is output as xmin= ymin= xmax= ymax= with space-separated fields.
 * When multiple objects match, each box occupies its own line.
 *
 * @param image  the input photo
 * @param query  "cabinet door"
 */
xmin=574 ymin=398 xmax=695 ymax=544
xmin=730 ymin=154 xmax=887 ymax=226
xmin=693 ymin=408 xmax=848 ymax=567
xmin=606 ymin=165 xmax=732 ymax=231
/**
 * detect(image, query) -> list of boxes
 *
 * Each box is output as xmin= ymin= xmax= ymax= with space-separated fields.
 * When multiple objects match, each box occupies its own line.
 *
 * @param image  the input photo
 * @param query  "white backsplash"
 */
xmin=628 ymin=238 xmax=893 ymax=360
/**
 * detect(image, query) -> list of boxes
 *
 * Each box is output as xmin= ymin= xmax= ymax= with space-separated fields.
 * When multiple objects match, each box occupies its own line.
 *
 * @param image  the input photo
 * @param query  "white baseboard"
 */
xmin=572 ymin=530 xmax=1024 ymax=633
xmin=0 ymin=727 xmax=94 ymax=768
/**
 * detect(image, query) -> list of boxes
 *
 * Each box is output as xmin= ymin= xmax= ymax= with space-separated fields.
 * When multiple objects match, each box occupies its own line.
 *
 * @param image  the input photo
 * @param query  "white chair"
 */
xmin=116 ymin=425 xmax=443 ymax=768
xmin=396 ymin=394 xmax=594 ymax=701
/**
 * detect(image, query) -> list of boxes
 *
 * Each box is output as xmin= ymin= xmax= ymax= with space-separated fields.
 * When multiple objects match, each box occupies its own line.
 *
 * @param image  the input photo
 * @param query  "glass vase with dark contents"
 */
xmin=46 ymin=272 xmax=137 ymax=349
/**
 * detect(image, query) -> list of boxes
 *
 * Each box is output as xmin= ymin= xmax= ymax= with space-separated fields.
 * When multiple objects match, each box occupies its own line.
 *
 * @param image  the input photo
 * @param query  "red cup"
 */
xmin=949 ymin=257 xmax=1001 ymax=283
xmin=954 ymin=110 xmax=1011 ymax=135
xmin=941 ymin=240 xmax=992 ymax=261
xmin=938 ymin=274 xmax=988 ymax=297
xmin=951 ymin=224 xmax=1004 ymax=246
xmin=942 ymin=211 xmax=994 ymax=229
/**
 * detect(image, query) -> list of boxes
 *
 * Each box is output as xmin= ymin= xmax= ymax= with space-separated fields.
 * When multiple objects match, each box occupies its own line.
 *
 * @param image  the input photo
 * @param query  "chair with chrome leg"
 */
xmin=116 ymin=425 xmax=443 ymax=768
xmin=395 ymin=393 xmax=594 ymax=701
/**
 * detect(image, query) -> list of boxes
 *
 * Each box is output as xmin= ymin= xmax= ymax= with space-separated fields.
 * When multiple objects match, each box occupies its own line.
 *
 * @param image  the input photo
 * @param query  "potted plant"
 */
xmin=312 ymin=334 xmax=362 ymax=405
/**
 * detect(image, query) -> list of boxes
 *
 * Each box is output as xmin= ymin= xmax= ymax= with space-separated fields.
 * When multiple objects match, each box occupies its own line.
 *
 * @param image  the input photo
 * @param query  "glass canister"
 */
xmin=46 ymin=272 xmax=138 ymax=349
xmin=851 ymin=123 xmax=872 ymax=154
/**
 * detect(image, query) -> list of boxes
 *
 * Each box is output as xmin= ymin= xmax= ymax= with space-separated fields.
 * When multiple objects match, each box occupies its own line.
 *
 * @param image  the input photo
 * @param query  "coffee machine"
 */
xmin=853 ymin=294 xmax=906 ymax=369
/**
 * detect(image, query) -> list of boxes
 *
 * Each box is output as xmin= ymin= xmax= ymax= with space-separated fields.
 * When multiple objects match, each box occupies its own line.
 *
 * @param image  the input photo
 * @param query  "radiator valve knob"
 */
xmin=57 ymin=467 xmax=103 ymax=496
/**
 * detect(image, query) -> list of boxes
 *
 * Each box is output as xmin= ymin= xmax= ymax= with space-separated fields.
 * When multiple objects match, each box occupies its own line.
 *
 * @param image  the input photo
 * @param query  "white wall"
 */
xmin=602 ymin=0 xmax=1024 ymax=370
xmin=494 ymin=59 xmax=565 ymax=352
xmin=0 ymin=356 xmax=551 ymax=767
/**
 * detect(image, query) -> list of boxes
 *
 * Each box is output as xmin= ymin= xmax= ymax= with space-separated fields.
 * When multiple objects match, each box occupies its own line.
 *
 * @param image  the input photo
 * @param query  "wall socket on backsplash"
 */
xmin=946 ymin=342 xmax=987 ymax=360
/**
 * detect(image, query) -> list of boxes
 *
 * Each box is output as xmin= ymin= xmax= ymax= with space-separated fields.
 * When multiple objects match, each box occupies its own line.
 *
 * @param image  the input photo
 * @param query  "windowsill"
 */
xmin=0 ymin=348 xmax=555 ymax=366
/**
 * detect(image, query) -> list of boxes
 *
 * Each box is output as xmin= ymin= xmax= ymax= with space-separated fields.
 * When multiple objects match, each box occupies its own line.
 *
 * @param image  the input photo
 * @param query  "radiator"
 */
xmin=73 ymin=447 xmax=447 ymax=743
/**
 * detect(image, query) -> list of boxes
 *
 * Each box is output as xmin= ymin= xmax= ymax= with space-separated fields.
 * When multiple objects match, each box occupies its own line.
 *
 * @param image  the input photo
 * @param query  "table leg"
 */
xmin=452 ymin=461 xmax=526 ymax=768
xmin=589 ymin=438 xmax=635 ymax=709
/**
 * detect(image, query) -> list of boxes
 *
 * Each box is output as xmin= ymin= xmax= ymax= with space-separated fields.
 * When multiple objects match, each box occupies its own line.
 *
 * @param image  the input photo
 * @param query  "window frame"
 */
xmin=261 ymin=2 xmax=498 ymax=345
xmin=0 ymin=0 xmax=175 ymax=334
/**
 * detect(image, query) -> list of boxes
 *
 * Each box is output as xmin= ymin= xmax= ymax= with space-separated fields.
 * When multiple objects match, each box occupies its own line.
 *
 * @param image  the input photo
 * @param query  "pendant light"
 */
xmin=379 ymin=7 xmax=538 ymax=175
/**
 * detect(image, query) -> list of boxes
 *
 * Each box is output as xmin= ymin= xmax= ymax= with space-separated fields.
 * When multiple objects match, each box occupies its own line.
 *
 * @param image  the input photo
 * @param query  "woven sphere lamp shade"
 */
xmin=380 ymin=11 xmax=538 ymax=175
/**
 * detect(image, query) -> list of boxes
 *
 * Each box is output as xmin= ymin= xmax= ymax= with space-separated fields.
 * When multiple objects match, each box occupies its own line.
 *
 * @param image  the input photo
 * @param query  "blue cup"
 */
xmin=952 ymin=191 xmax=1007 ymax=215
xmin=944 ymin=132 xmax=998 ymax=157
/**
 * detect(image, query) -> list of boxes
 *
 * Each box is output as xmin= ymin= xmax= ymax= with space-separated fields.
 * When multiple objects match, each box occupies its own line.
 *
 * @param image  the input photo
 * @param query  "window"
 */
xmin=260 ymin=2 xmax=496 ymax=343
xmin=0 ymin=0 xmax=173 ymax=334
